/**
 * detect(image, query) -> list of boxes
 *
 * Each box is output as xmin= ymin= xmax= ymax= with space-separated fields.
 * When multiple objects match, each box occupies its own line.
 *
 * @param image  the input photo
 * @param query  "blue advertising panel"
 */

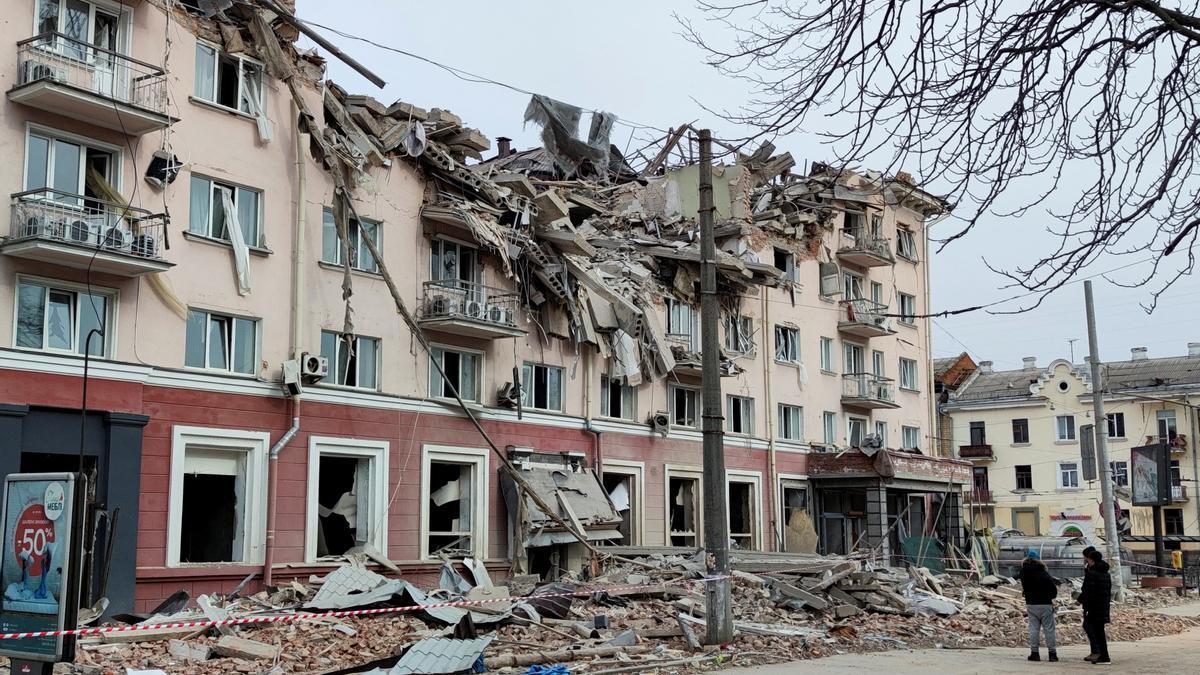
xmin=0 ymin=473 xmax=84 ymax=662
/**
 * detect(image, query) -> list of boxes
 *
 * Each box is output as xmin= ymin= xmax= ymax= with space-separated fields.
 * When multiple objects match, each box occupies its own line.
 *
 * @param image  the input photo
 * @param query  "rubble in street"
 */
xmin=38 ymin=551 xmax=1199 ymax=675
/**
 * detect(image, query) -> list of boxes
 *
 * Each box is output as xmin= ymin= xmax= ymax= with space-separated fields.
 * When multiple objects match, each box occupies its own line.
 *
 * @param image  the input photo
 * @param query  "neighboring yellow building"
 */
xmin=940 ymin=347 xmax=1200 ymax=554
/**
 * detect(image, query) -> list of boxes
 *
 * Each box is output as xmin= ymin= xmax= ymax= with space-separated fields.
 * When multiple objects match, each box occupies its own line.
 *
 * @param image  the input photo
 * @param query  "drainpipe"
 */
xmin=761 ymin=291 xmax=778 ymax=550
xmin=264 ymin=404 xmax=300 ymax=587
xmin=584 ymin=345 xmax=603 ymax=477
xmin=264 ymin=103 xmax=309 ymax=587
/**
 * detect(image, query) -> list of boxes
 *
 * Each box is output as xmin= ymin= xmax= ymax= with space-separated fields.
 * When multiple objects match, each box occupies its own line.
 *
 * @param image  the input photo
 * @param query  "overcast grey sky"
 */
xmin=296 ymin=0 xmax=1200 ymax=370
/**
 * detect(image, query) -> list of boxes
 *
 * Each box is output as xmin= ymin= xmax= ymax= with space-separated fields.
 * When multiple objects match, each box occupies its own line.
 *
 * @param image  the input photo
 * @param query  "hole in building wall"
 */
xmin=603 ymin=473 xmax=633 ymax=544
xmin=668 ymin=477 xmax=698 ymax=546
xmin=428 ymin=461 xmax=473 ymax=556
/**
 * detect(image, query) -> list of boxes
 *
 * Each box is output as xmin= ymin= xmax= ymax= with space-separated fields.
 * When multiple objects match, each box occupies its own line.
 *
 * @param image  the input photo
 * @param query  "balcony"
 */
xmin=841 ymin=373 xmax=900 ymax=410
xmin=417 ymin=279 xmax=525 ymax=339
xmin=4 ymin=189 xmax=172 ymax=276
xmin=8 ymin=33 xmax=176 ymax=135
xmin=836 ymin=228 xmax=894 ymax=268
xmin=959 ymin=444 xmax=995 ymax=460
xmin=967 ymin=488 xmax=994 ymax=504
xmin=1172 ymin=485 xmax=1189 ymax=502
xmin=838 ymin=299 xmax=895 ymax=338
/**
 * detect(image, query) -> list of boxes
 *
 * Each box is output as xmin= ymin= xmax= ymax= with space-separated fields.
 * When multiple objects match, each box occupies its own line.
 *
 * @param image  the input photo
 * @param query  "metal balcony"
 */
xmin=418 ymin=279 xmax=525 ymax=339
xmin=836 ymin=228 xmax=895 ymax=268
xmin=838 ymin=299 xmax=896 ymax=338
xmin=8 ymin=33 xmax=176 ymax=135
xmin=967 ymin=488 xmax=994 ymax=504
xmin=1172 ymin=485 xmax=1189 ymax=502
xmin=5 ymin=189 xmax=172 ymax=276
xmin=841 ymin=373 xmax=900 ymax=409
xmin=959 ymin=444 xmax=995 ymax=460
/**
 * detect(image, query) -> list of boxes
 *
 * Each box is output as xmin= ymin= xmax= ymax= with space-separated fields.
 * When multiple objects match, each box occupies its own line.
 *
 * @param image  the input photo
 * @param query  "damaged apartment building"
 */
xmin=0 ymin=0 xmax=969 ymax=616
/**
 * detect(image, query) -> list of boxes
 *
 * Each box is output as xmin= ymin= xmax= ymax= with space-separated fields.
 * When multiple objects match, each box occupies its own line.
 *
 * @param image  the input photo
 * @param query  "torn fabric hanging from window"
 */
xmin=523 ymin=94 xmax=615 ymax=180
xmin=218 ymin=187 xmax=251 ymax=295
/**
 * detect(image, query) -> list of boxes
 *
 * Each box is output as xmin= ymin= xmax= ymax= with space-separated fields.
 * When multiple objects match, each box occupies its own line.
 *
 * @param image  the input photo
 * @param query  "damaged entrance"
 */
xmin=422 ymin=445 xmax=488 ymax=560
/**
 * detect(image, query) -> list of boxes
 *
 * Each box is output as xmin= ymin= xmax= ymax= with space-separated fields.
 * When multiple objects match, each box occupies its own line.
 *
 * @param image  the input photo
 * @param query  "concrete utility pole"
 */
xmin=698 ymin=129 xmax=733 ymax=644
xmin=1084 ymin=280 xmax=1125 ymax=598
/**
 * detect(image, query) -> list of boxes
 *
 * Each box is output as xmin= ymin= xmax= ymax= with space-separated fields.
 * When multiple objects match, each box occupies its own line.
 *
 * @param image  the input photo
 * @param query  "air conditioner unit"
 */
xmin=300 ymin=352 xmax=329 ymax=382
xmin=281 ymin=359 xmax=303 ymax=397
xmin=21 ymin=215 xmax=46 ymax=238
xmin=22 ymin=59 xmax=64 ymax=84
xmin=101 ymin=226 xmax=129 ymax=251
xmin=498 ymin=382 xmax=522 ymax=407
xmin=67 ymin=220 xmax=96 ymax=245
xmin=649 ymin=411 xmax=671 ymax=438
xmin=488 ymin=305 xmax=511 ymax=325
xmin=130 ymin=234 xmax=157 ymax=258
xmin=465 ymin=300 xmax=484 ymax=319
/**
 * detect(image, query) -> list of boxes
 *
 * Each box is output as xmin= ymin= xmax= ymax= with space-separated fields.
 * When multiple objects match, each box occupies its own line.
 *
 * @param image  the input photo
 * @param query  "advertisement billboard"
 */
xmin=1130 ymin=444 xmax=1171 ymax=507
xmin=0 ymin=473 xmax=85 ymax=662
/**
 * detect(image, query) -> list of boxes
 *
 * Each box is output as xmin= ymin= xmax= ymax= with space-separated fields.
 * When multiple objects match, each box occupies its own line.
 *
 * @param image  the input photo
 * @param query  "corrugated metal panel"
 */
xmin=391 ymin=636 xmax=493 ymax=675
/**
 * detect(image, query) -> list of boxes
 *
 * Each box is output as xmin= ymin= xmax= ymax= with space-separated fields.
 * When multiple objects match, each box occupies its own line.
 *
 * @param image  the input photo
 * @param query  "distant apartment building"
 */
xmin=940 ymin=347 xmax=1200 ymax=553
xmin=0 ymin=0 xmax=966 ymax=615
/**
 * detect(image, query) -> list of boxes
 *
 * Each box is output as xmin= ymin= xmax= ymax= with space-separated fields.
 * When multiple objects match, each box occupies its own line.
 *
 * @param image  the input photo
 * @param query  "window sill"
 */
xmin=821 ymin=369 xmax=836 ymax=376
xmin=900 ymin=386 xmax=920 ymax=393
xmin=1109 ymin=437 xmax=1128 ymax=443
xmin=897 ymin=255 xmax=920 ymax=265
xmin=313 ymin=381 xmax=381 ymax=394
xmin=1011 ymin=442 xmax=1031 ymax=448
xmin=1056 ymin=487 xmax=1083 ymax=493
xmin=1013 ymin=489 xmax=1035 ymax=494
xmin=183 ymin=231 xmax=272 ymax=257
xmin=1054 ymin=440 xmax=1078 ymax=445
xmin=775 ymin=359 xmax=802 ymax=368
xmin=189 ymin=95 xmax=256 ymax=121
xmin=597 ymin=415 xmax=637 ymax=423
xmin=10 ymin=346 xmax=113 ymax=361
xmin=318 ymin=260 xmax=383 ymax=278
xmin=899 ymin=321 xmax=917 ymax=329
xmin=182 ymin=366 xmax=258 ymax=379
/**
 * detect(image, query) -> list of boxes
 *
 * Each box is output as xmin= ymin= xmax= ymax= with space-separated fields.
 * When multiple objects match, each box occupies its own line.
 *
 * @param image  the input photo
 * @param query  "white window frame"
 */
xmin=305 ymin=436 xmax=389 ymax=563
xmin=322 ymin=207 xmax=381 ymax=273
xmin=1056 ymin=415 xmax=1076 ymax=441
xmin=193 ymin=40 xmax=266 ymax=114
xmin=822 ymin=411 xmax=838 ymax=445
xmin=723 ymin=314 xmax=754 ymax=354
xmin=1058 ymin=461 xmax=1080 ymax=489
xmin=429 ymin=344 xmax=482 ymax=402
xmin=188 ymin=173 xmax=263 ymax=246
xmin=666 ymin=299 xmax=699 ymax=352
xmin=774 ymin=325 xmax=800 ymax=364
xmin=420 ymin=445 xmax=489 ymax=560
xmin=429 ymin=236 xmax=480 ymax=284
xmin=872 ymin=349 xmax=885 ymax=377
xmin=664 ymin=465 xmax=703 ymax=547
xmin=1157 ymin=410 xmax=1179 ymax=442
xmin=601 ymin=459 xmax=644 ymax=546
xmin=167 ymin=425 xmax=269 ymax=566
xmin=34 ymin=0 xmax=131 ymax=51
xmin=870 ymin=281 xmax=883 ymax=305
xmin=819 ymin=336 xmax=834 ymax=372
xmin=899 ymin=357 xmax=919 ymax=390
xmin=1106 ymin=412 xmax=1126 ymax=439
xmin=600 ymin=374 xmax=636 ymax=421
xmin=669 ymin=384 xmax=700 ymax=429
xmin=778 ymin=404 xmax=803 ymax=441
xmin=726 ymin=469 xmax=763 ymax=551
xmin=13 ymin=274 xmax=117 ymax=358
xmin=1111 ymin=460 xmax=1129 ymax=487
xmin=898 ymin=293 xmax=917 ymax=324
xmin=321 ymin=330 xmax=381 ymax=390
xmin=897 ymin=228 xmax=918 ymax=261
xmin=843 ymin=341 xmax=865 ymax=374
xmin=902 ymin=425 xmax=921 ymax=451
xmin=847 ymin=415 xmax=868 ymax=447
xmin=23 ymin=124 xmax=122 ymax=197
xmin=875 ymin=421 xmax=888 ymax=447
xmin=184 ymin=308 xmax=259 ymax=375
xmin=726 ymin=395 xmax=755 ymax=436
xmin=521 ymin=362 xmax=564 ymax=412
xmin=777 ymin=474 xmax=810 ymax=553
xmin=842 ymin=270 xmax=864 ymax=300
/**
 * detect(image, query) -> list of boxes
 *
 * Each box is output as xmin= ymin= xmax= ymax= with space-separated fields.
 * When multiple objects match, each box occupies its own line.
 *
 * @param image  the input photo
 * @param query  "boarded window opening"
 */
xmin=728 ymin=482 xmax=755 ymax=549
xmin=316 ymin=455 xmax=367 ymax=558
xmin=669 ymin=477 xmax=699 ymax=546
xmin=427 ymin=461 xmax=474 ymax=556
xmin=603 ymin=473 xmax=634 ymax=544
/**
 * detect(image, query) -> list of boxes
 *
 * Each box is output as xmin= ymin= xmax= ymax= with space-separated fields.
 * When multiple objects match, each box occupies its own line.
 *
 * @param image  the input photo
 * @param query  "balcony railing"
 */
xmin=837 ymin=228 xmax=894 ymax=267
xmin=841 ymin=373 xmax=899 ymax=409
xmin=10 ymin=32 xmax=173 ymax=134
xmin=959 ymin=444 xmax=994 ymax=459
xmin=418 ymin=279 xmax=524 ymax=338
xmin=1172 ymin=484 xmax=1189 ymax=502
xmin=5 ymin=189 xmax=171 ymax=275
xmin=838 ymin=298 xmax=895 ymax=337
xmin=968 ymin=488 xmax=993 ymax=504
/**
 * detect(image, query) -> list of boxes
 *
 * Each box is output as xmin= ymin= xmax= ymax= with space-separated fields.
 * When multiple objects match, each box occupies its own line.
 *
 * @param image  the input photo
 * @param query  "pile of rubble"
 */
xmin=55 ymin=551 xmax=1198 ymax=674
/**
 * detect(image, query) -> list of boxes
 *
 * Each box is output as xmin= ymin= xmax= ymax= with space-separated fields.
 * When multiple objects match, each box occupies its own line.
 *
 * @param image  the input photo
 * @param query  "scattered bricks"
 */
xmin=833 ymin=604 xmax=861 ymax=619
xmin=770 ymin=579 xmax=830 ymax=611
xmin=827 ymin=586 xmax=863 ymax=608
xmin=212 ymin=635 xmax=282 ymax=661
xmin=167 ymin=638 xmax=211 ymax=662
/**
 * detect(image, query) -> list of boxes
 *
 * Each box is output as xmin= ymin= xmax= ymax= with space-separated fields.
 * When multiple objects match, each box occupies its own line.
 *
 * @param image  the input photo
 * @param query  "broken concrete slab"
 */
xmin=212 ymin=635 xmax=281 ymax=661
xmin=167 ymin=639 xmax=212 ymax=662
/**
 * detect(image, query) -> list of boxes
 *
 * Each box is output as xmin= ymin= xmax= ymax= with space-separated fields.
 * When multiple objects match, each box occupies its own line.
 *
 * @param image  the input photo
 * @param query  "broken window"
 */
xmin=600 ymin=375 xmax=635 ymax=420
xmin=430 ymin=238 xmax=478 ymax=284
xmin=728 ymin=480 xmax=756 ymax=550
xmin=847 ymin=417 xmax=867 ymax=448
xmin=870 ymin=214 xmax=884 ymax=238
xmin=426 ymin=461 xmax=477 ymax=557
xmin=773 ymin=247 xmax=795 ymax=282
xmin=897 ymin=228 xmax=918 ymax=261
xmin=429 ymin=346 xmax=479 ymax=401
xmin=15 ymin=278 xmax=111 ymax=357
xmin=726 ymin=395 xmax=754 ymax=435
xmin=185 ymin=309 xmax=257 ymax=374
xmin=818 ymin=262 xmax=840 ymax=297
xmin=194 ymin=42 xmax=265 ymax=114
xmin=843 ymin=211 xmax=864 ymax=235
xmin=668 ymin=475 xmax=700 ymax=546
xmin=314 ymin=455 xmax=370 ymax=557
xmin=722 ymin=314 xmax=754 ymax=354
xmin=874 ymin=421 xmax=888 ymax=446
xmin=670 ymin=385 xmax=699 ymax=428
xmin=780 ymin=481 xmax=812 ymax=553
xmin=842 ymin=271 xmax=864 ymax=300
xmin=898 ymin=293 xmax=917 ymax=324
xmin=320 ymin=331 xmax=380 ymax=389
xmin=823 ymin=412 xmax=838 ymax=445
xmin=774 ymin=326 xmax=800 ymax=363
xmin=179 ymin=447 xmax=248 ymax=563
xmin=188 ymin=174 xmax=262 ymax=246
xmin=24 ymin=130 xmax=115 ymax=204
xmin=603 ymin=472 xmax=636 ymax=545
xmin=1157 ymin=410 xmax=1179 ymax=444
xmin=666 ymin=299 xmax=698 ymax=351
xmin=778 ymin=404 xmax=803 ymax=440
xmin=521 ymin=362 xmax=563 ymax=411
xmin=322 ymin=208 xmax=381 ymax=273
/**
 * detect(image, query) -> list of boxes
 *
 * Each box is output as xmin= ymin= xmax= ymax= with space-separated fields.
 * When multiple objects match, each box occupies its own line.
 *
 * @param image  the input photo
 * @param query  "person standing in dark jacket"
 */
xmin=1078 ymin=548 xmax=1113 ymax=664
xmin=1020 ymin=549 xmax=1058 ymax=661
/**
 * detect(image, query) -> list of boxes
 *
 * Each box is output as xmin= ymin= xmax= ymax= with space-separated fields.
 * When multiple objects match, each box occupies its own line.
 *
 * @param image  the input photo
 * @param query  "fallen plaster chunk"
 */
xmin=213 ymin=635 xmax=282 ymax=661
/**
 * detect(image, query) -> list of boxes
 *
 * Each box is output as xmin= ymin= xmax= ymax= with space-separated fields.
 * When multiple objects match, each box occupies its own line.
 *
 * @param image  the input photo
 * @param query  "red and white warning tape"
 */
xmin=0 ymin=576 xmax=734 ymax=641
